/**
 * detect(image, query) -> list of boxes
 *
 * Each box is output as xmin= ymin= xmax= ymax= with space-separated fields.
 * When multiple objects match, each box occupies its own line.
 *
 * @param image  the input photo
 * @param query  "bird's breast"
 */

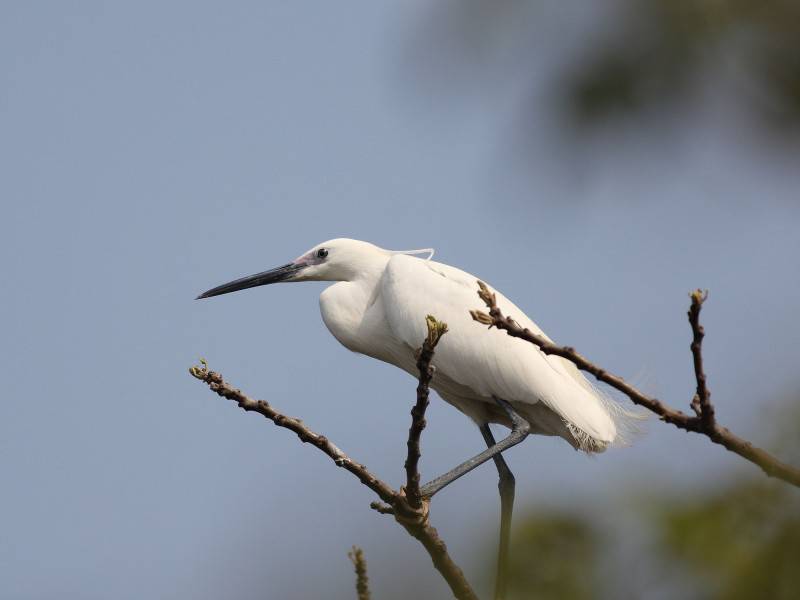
xmin=319 ymin=282 xmax=407 ymax=367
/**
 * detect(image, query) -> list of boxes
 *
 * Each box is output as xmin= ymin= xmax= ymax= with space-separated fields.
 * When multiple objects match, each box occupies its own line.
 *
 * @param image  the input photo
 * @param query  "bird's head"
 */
xmin=196 ymin=238 xmax=392 ymax=299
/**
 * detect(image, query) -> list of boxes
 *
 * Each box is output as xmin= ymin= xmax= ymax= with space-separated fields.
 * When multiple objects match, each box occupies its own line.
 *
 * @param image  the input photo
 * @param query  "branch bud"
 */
xmin=425 ymin=315 xmax=449 ymax=348
xmin=470 ymin=310 xmax=494 ymax=326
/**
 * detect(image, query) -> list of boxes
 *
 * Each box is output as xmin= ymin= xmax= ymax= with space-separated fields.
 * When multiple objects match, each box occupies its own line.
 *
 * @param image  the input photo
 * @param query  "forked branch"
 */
xmin=470 ymin=281 xmax=800 ymax=488
xmin=189 ymin=316 xmax=479 ymax=600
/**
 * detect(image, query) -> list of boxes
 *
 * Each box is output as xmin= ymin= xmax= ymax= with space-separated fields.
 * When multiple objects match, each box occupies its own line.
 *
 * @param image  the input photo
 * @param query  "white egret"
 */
xmin=198 ymin=238 xmax=633 ymax=599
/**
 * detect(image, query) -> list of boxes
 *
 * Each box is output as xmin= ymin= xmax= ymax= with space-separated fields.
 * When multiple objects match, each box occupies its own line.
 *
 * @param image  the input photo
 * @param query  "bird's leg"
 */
xmin=480 ymin=423 xmax=515 ymax=600
xmin=419 ymin=397 xmax=529 ymax=499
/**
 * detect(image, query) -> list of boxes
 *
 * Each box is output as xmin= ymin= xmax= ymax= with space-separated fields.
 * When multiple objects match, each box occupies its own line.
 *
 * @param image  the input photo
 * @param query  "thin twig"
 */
xmin=405 ymin=315 xmax=449 ymax=508
xmin=688 ymin=289 xmax=714 ymax=428
xmin=470 ymin=281 xmax=800 ymax=488
xmin=348 ymin=546 xmax=371 ymax=600
xmin=369 ymin=501 xmax=395 ymax=515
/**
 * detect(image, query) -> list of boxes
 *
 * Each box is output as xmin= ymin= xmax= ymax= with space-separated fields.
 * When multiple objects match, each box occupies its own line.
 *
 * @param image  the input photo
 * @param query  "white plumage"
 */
xmin=302 ymin=239 xmax=626 ymax=452
xmin=198 ymin=237 xmax=632 ymax=452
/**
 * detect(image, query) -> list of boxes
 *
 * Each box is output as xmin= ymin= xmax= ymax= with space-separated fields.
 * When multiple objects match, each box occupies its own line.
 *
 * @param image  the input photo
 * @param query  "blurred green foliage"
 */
xmin=568 ymin=0 xmax=800 ymax=129
xmin=505 ymin=512 xmax=599 ymax=600
xmin=413 ymin=0 xmax=800 ymax=139
xmin=655 ymin=478 xmax=800 ymax=600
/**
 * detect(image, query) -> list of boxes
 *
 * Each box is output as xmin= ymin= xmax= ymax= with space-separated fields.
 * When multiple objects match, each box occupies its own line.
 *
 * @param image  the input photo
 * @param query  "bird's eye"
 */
xmin=316 ymin=248 xmax=328 ymax=259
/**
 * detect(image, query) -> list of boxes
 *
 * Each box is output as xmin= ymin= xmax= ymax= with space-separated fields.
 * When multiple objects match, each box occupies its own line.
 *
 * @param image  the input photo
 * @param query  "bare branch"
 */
xmin=189 ymin=327 xmax=480 ymax=600
xmin=348 ymin=546 xmax=371 ymax=600
xmin=405 ymin=315 xmax=449 ymax=509
xmin=189 ymin=359 xmax=397 ymax=505
xmin=688 ymin=289 xmax=714 ymax=427
xmin=471 ymin=281 xmax=800 ymax=488
xmin=399 ymin=519 xmax=479 ymax=600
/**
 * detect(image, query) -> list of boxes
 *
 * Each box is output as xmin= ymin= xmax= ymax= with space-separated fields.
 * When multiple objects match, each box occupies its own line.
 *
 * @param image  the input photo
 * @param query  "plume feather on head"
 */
xmin=390 ymin=248 xmax=435 ymax=261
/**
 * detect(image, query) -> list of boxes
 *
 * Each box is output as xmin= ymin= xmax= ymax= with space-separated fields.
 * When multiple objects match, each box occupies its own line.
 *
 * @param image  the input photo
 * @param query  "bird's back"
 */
xmin=378 ymin=254 xmax=625 ymax=452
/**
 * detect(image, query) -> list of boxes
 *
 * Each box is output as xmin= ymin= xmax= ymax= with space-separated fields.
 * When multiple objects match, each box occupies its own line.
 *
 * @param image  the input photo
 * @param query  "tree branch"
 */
xmin=189 ymin=359 xmax=397 ymax=505
xmin=189 ymin=315 xmax=479 ymax=600
xmin=470 ymin=281 xmax=800 ymax=488
xmin=688 ymin=289 xmax=714 ymax=428
xmin=348 ymin=546 xmax=371 ymax=600
xmin=398 ymin=519 xmax=478 ymax=600
xmin=405 ymin=315 xmax=448 ymax=509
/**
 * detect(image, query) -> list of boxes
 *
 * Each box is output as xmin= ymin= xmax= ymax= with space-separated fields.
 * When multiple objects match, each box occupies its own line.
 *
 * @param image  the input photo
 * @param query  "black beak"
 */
xmin=196 ymin=263 xmax=304 ymax=299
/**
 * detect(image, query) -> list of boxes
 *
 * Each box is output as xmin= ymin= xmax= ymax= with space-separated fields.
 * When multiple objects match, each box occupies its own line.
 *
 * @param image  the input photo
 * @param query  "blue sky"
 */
xmin=2 ymin=3 xmax=799 ymax=599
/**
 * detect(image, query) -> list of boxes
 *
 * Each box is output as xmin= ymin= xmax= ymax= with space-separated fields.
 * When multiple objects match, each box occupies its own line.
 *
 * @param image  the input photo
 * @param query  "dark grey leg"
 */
xmin=419 ymin=398 xmax=530 ymax=499
xmin=481 ymin=423 xmax=515 ymax=600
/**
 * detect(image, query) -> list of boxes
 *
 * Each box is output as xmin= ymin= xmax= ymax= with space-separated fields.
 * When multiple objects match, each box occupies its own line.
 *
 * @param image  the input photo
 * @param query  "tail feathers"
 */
xmin=564 ymin=422 xmax=612 ymax=453
xmin=599 ymin=389 xmax=648 ymax=449
xmin=563 ymin=387 xmax=647 ymax=453
xmin=550 ymin=357 xmax=647 ymax=452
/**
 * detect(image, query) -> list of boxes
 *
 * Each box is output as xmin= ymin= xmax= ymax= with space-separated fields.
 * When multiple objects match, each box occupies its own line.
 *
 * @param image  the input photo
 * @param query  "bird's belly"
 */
xmin=431 ymin=373 xmax=574 ymax=440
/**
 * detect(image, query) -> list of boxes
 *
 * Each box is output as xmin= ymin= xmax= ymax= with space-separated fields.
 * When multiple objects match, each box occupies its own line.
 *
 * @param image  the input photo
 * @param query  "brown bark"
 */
xmin=470 ymin=281 xmax=800 ymax=488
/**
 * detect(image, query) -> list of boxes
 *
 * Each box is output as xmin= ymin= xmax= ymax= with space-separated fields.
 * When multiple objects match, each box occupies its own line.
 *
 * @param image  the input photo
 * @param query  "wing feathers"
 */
xmin=381 ymin=255 xmax=618 ymax=447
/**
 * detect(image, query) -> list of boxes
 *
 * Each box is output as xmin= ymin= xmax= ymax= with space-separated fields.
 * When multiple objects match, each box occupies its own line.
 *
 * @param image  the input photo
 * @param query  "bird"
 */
xmin=197 ymin=237 xmax=634 ymax=599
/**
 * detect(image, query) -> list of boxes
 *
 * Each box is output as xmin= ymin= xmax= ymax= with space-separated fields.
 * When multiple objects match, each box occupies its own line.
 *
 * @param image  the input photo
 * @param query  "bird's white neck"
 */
xmin=318 ymin=262 xmax=388 ymax=359
xmin=337 ymin=252 xmax=390 ymax=284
